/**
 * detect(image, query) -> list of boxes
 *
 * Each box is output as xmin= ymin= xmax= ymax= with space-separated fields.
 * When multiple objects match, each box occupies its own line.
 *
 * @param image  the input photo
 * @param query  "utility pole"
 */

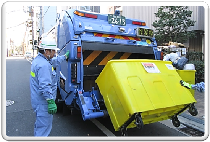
xmin=29 ymin=6 xmax=34 ymax=58
xmin=39 ymin=6 xmax=42 ymax=42
xmin=31 ymin=7 xmax=34 ymax=58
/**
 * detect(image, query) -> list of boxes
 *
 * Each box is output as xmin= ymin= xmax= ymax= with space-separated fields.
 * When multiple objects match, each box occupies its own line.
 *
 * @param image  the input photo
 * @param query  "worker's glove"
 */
xmin=180 ymin=80 xmax=192 ymax=89
xmin=47 ymin=99 xmax=57 ymax=115
xmin=65 ymin=51 xmax=70 ymax=60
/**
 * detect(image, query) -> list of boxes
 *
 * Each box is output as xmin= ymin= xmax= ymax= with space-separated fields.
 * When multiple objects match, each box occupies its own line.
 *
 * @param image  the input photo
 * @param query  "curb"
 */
xmin=26 ymin=57 xmax=33 ymax=64
xmin=180 ymin=113 xmax=204 ymax=125
xmin=178 ymin=114 xmax=204 ymax=133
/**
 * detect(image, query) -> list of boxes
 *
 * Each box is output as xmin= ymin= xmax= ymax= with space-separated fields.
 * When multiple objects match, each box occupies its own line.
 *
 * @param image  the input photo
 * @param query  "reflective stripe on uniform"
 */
xmin=31 ymin=68 xmax=53 ymax=78
xmin=31 ymin=71 xmax=35 ymax=77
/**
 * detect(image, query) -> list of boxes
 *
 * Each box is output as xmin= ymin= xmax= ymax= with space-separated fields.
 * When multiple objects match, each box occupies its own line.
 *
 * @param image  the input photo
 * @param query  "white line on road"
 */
xmin=26 ymin=57 xmax=32 ymax=64
xmin=91 ymin=119 xmax=116 ymax=137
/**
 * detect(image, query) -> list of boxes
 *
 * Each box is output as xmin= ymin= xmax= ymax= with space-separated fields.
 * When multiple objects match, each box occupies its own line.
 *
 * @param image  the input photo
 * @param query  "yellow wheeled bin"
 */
xmin=177 ymin=70 xmax=196 ymax=96
xmin=96 ymin=59 xmax=197 ymax=133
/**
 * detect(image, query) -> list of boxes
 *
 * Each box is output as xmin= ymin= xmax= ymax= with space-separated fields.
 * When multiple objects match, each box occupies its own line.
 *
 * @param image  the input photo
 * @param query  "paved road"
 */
xmin=5 ymin=57 xmax=105 ymax=137
xmin=6 ymin=57 xmax=202 ymax=140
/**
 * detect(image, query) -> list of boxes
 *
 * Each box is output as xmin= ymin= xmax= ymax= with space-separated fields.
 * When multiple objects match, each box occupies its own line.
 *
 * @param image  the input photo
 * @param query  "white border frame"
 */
xmin=1 ymin=0 xmax=209 ymax=141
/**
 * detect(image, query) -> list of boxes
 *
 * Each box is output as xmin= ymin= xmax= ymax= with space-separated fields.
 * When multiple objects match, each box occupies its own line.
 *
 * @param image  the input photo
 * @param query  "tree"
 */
xmin=16 ymin=45 xmax=23 ymax=53
xmin=152 ymin=6 xmax=196 ymax=43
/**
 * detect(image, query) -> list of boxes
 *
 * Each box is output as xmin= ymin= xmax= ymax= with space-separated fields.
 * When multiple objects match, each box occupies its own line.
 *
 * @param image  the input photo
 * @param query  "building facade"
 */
xmin=122 ymin=6 xmax=205 ymax=53
xmin=24 ymin=6 xmax=57 ymax=56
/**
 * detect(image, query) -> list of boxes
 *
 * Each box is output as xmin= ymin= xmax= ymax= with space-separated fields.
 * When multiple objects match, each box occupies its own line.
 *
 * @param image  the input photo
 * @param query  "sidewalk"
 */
xmin=26 ymin=57 xmax=33 ymax=64
xmin=193 ymin=91 xmax=205 ymax=120
xmin=182 ymin=91 xmax=205 ymax=120
xmin=179 ymin=91 xmax=205 ymax=132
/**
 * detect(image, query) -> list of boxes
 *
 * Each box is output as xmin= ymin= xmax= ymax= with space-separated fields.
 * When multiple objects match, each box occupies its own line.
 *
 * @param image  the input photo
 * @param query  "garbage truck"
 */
xmin=45 ymin=9 xmax=197 ymax=136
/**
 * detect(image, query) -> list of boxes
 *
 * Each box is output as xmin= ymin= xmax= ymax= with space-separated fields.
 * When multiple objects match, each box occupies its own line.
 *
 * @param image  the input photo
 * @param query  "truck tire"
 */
xmin=55 ymin=88 xmax=63 ymax=113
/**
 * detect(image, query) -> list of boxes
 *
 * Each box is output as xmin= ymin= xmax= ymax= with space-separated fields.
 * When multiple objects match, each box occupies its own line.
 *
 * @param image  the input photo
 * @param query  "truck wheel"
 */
xmin=62 ymin=103 xmax=70 ymax=116
xmin=55 ymin=88 xmax=63 ymax=113
xmin=56 ymin=102 xmax=63 ymax=113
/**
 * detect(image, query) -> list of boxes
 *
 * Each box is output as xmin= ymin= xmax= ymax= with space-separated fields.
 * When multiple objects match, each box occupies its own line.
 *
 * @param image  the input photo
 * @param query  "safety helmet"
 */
xmin=39 ymin=37 xmax=60 ymax=51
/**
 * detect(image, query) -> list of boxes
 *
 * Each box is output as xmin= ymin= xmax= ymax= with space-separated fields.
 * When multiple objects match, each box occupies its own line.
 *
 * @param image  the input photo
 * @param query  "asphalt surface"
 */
xmin=5 ymin=57 xmax=106 ymax=137
xmin=6 ymin=57 xmax=36 ymax=136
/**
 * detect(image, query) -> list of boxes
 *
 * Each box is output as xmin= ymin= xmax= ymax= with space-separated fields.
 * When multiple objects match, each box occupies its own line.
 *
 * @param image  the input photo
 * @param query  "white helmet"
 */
xmin=39 ymin=37 xmax=60 ymax=51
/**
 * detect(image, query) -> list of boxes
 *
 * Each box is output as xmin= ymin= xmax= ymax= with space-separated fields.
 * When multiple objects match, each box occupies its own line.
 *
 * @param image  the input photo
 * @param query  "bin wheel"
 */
xmin=172 ymin=116 xmax=180 ymax=127
xmin=120 ymin=127 xmax=128 ymax=136
xmin=135 ymin=115 xmax=144 ymax=129
xmin=121 ymin=130 xmax=128 ymax=136
xmin=189 ymin=105 xmax=198 ymax=116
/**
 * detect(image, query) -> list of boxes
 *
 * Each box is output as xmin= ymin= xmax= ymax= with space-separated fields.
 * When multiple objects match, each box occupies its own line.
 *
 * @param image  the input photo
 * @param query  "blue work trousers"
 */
xmin=33 ymin=104 xmax=53 ymax=136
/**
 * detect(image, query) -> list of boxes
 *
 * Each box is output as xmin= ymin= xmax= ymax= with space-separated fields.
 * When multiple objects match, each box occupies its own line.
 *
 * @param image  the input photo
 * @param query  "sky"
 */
xmin=5 ymin=5 xmax=28 ymax=46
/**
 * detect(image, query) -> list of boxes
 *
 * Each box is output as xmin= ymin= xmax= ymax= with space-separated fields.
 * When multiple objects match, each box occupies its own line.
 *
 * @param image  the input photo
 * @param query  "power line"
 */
xmin=6 ymin=9 xmax=22 ymax=14
xmin=38 ymin=6 xmax=50 ymax=19
xmin=43 ymin=6 xmax=50 ymax=18
xmin=36 ymin=6 xmax=50 ymax=33
xmin=6 ymin=22 xmax=26 ymax=29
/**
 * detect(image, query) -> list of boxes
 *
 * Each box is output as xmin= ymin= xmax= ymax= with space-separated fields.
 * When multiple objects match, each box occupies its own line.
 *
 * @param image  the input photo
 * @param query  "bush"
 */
xmin=186 ymin=52 xmax=204 ymax=82
xmin=188 ymin=60 xmax=204 ymax=81
xmin=186 ymin=51 xmax=204 ymax=61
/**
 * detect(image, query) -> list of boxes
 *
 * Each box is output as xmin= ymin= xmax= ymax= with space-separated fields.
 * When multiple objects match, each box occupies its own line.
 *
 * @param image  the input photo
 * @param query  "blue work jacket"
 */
xmin=30 ymin=53 xmax=65 ymax=106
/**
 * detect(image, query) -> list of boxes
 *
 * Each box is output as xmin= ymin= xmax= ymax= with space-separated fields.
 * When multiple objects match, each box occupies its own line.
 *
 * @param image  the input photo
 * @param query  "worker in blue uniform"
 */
xmin=30 ymin=37 xmax=69 ymax=136
xmin=180 ymin=80 xmax=205 ymax=93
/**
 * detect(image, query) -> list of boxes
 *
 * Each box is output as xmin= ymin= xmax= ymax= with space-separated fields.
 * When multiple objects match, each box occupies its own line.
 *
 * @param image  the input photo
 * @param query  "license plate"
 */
xmin=108 ymin=14 xmax=126 ymax=26
xmin=137 ymin=27 xmax=153 ymax=37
